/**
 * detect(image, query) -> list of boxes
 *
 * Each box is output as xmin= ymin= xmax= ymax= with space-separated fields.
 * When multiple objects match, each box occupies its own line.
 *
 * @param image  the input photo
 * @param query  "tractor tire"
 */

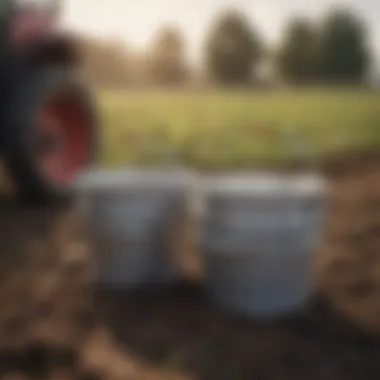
xmin=2 ymin=68 xmax=98 ymax=205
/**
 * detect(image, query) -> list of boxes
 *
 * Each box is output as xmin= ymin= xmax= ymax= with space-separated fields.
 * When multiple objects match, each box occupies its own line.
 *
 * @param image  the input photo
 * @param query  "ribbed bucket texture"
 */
xmin=75 ymin=168 xmax=195 ymax=289
xmin=200 ymin=173 xmax=328 ymax=317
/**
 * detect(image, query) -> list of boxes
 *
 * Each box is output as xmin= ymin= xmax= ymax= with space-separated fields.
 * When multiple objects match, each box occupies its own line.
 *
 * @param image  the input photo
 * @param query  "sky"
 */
xmin=61 ymin=0 xmax=380 ymax=65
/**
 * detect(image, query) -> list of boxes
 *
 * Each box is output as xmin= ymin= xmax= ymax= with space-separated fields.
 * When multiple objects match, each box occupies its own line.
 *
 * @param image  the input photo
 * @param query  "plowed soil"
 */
xmin=0 ymin=150 xmax=380 ymax=380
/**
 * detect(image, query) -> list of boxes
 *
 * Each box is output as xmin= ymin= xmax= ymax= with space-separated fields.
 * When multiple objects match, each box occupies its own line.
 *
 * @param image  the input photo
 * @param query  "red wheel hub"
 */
xmin=37 ymin=93 xmax=90 ymax=186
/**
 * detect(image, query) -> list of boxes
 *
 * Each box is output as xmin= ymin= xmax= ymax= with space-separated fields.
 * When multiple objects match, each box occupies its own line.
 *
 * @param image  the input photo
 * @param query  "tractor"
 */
xmin=0 ymin=0 xmax=98 ymax=203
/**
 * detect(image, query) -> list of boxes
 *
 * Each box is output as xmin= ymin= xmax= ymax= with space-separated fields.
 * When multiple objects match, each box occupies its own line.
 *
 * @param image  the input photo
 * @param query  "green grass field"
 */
xmin=99 ymin=88 xmax=380 ymax=170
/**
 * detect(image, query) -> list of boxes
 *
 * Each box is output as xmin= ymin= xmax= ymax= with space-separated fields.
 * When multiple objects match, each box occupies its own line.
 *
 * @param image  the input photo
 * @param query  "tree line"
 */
xmin=80 ymin=6 xmax=374 ymax=88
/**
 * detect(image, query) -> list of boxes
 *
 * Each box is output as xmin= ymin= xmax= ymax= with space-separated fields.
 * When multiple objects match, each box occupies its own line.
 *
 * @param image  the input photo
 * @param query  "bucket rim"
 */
xmin=200 ymin=171 xmax=327 ymax=198
xmin=75 ymin=167 xmax=196 ymax=193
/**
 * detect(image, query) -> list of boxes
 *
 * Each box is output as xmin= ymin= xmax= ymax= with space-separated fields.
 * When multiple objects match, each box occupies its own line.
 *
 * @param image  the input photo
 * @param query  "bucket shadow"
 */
xmin=95 ymin=281 xmax=380 ymax=380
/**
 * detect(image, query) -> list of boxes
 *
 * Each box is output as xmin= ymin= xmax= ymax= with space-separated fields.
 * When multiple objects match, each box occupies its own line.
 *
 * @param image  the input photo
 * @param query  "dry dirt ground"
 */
xmin=0 ymin=151 xmax=380 ymax=380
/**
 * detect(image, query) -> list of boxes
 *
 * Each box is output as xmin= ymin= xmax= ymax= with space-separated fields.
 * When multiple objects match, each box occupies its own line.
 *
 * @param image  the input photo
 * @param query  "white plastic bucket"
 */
xmin=91 ymin=236 xmax=180 ymax=288
xmin=200 ymin=172 xmax=328 ymax=317
xmin=75 ymin=168 xmax=195 ymax=288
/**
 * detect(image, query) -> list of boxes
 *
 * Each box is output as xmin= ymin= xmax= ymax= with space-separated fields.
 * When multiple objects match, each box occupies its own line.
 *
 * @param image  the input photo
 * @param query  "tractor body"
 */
xmin=0 ymin=0 xmax=98 ymax=203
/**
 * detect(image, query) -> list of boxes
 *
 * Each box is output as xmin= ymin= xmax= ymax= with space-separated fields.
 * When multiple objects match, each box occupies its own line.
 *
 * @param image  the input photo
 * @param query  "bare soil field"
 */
xmin=0 ymin=151 xmax=380 ymax=380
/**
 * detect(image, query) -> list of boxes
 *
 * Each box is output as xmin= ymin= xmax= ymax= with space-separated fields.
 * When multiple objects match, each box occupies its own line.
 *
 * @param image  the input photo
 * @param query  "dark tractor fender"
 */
xmin=0 ymin=34 xmax=80 ymax=106
xmin=22 ymin=33 xmax=80 ymax=68
xmin=0 ymin=34 xmax=81 ymax=151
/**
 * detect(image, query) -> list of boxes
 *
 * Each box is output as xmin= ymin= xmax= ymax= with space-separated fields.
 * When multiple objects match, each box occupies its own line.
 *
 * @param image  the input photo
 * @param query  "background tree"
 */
xmin=146 ymin=26 xmax=188 ymax=85
xmin=276 ymin=17 xmax=318 ymax=84
xmin=318 ymin=9 xmax=370 ymax=84
xmin=204 ymin=9 xmax=262 ymax=85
